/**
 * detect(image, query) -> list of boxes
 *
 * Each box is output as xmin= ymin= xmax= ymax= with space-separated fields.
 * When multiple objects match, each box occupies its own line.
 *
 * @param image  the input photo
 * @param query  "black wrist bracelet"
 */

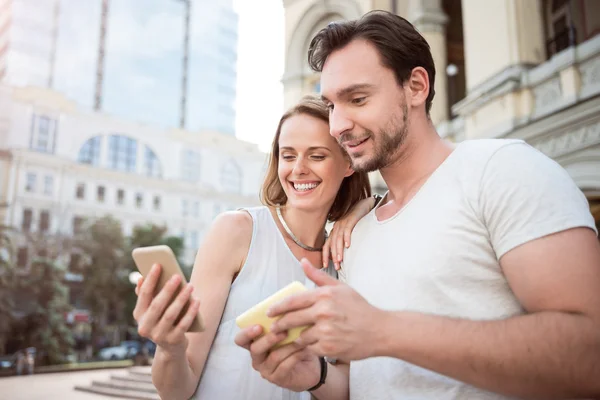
xmin=307 ymin=356 xmax=328 ymax=392
xmin=373 ymin=194 xmax=383 ymax=207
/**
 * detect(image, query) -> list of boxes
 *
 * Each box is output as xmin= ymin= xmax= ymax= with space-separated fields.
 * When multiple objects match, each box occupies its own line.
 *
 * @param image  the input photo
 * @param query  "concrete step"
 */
xmin=128 ymin=366 xmax=152 ymax=377
xmin=92 ymin=379 xmax=158 ymax=393
xmin=111 ymin=373 xmax=153 ymax=384
xmin=74 ymin=383 xmax=160 ymax=400
xmin=74 ymin=366 xmax=159 ymax=399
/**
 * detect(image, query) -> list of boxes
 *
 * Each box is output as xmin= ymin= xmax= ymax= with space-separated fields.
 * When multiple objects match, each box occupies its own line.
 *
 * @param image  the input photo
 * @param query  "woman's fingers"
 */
xmin=135 ymin=276 xmax=145 ymax=296
xmin=155 ymin=283 xmax=194 ymax=336
xmin=138 ymin=274 xmax=182 ymax=332
xmin=173 ymin=298 xmax=201 ymax=337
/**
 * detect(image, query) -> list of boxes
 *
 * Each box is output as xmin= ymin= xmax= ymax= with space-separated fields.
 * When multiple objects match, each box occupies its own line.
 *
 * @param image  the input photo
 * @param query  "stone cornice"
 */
xmin=531 ymin=121 xmax=600 ymax=159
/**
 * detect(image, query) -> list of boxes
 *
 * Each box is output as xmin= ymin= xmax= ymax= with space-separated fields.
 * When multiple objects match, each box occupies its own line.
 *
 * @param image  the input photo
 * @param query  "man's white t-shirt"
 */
xmin=340 ymin=139 xmax=597 ymax=400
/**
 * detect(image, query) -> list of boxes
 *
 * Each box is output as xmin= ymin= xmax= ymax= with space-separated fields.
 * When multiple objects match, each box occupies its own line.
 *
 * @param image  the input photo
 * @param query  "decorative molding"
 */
xmin=531 ymin=121 xmax=600 ymax=159
xmin=436 ymin=116 xmax=464 ymax=139
xmin=410 ymin=11 xmax=448 ymax=33
xmin=532 ymin=77 xmax=562 ymax=115
xmin=284 ymin=0 xmax=363 ymax=76
xmin=454 ymin=35 xmax=600 ymax=119
xmin=452 ymin=64 xmax=529 ymax=116
xmin=580 ymin=56 xmax=600 ymax=91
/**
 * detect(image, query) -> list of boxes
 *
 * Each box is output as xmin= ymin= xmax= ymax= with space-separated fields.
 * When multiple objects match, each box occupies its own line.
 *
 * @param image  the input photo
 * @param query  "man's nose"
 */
xmin=329 ymin=107 xmax=354 ymax=140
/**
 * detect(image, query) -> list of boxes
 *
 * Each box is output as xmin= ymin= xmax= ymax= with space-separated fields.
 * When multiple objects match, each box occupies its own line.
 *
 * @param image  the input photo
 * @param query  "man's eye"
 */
xmin=351 ymin=97 xmax=366 ymax=105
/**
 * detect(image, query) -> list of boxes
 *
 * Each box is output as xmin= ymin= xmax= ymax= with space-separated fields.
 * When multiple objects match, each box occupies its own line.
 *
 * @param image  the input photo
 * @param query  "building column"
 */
xmin=409 ymin=0 xmax=449 ymax=126
xmin=461 ymin=0 xmax=545 ymax=92
xmin=453 ymin=0 xmax=546 ymax=139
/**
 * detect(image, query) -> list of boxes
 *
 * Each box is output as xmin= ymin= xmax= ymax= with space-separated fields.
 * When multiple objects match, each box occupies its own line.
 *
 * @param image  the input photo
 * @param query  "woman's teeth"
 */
xmin=293 ymin=183 xmax=318 ymax=191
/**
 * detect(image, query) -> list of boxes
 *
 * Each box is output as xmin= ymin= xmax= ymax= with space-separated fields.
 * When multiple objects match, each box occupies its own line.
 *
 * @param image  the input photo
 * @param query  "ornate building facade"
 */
xmin=282 ymin=0 xmax=600 ymax=228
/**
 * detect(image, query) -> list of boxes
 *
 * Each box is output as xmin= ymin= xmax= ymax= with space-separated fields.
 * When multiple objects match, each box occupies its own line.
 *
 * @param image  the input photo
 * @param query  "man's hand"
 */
xmin=234 ymin=325 xmax=322 ymax=392
xmin=268 ymin=259 xmax=386 ymax=361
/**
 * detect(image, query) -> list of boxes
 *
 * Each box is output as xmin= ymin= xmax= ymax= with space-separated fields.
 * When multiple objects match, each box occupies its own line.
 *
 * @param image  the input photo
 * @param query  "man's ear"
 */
xmin=407 ymin=66 xmax=430 ymax=109
xmin=344 ymin=165 xmax=355 ymax=178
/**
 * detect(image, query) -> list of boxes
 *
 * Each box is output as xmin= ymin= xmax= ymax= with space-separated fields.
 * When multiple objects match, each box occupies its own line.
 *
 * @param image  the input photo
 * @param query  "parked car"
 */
xmin=97 ymin=341 xmax=140 ymax=361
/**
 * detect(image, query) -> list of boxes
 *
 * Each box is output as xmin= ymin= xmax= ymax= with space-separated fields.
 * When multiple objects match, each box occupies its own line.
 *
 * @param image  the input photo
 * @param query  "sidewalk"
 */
xmin=0 ymin=368 xmax=129 ymax=400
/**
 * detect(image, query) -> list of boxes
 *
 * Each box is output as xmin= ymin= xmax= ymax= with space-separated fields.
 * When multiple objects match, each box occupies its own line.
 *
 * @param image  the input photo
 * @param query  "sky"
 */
xmin=233 ymin=0 xmax=285 ymax=151
xmin=41 ymin=0 xmax=284 ymax=151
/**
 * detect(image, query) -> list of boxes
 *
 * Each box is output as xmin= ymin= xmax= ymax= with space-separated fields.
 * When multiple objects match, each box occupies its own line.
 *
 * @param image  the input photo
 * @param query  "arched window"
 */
xmin=221 ymin=159 xmax=242 ymax=193
xmin=108 ymin=135 xmax=137 ymax=173
xmin=144 ymin=146 xmax=162 ymax=178
xmin=181 ymin=150 xmax=201 ymax=183
xmin=77 ymin=136 xmax=102 ymax=166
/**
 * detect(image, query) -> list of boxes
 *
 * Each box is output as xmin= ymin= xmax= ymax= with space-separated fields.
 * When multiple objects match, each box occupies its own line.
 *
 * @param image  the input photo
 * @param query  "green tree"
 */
xmin=0 ymin=225 xmax=16 ymax=356
xmin=128 ymin=224 xmax=185 ymax=265
xmin=15 ymin=257 xmax=74 ymax=365
xmin=0 ymin=226 xmax=75 ymax=363
xmin=76 ymin=216 xmax=130 ymax=349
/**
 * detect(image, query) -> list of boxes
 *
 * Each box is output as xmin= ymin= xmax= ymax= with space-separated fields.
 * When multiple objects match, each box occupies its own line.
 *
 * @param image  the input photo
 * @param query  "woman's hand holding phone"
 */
xmin=133 ymin=263 xmax=201 ymax=356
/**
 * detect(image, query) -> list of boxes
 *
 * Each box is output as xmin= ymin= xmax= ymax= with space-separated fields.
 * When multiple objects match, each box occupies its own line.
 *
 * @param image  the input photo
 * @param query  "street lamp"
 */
xmin=446 ymin=63 xmax=458 ymax=119
xmin=129 ymin=271 xmax=142 ymax=286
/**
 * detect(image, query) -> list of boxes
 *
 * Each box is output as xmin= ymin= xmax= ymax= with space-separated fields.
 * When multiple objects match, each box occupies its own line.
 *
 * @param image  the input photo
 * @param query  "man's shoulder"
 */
xmin=451 ymin=138 xmax=545 ymax=181
xmin=455 ymin=138 xmax=527 ymax=162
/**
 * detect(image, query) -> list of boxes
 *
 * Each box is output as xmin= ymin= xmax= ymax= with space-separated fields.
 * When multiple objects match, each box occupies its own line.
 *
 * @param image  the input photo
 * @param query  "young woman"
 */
xmin=132 ymin=95 xmax=376 ymax=399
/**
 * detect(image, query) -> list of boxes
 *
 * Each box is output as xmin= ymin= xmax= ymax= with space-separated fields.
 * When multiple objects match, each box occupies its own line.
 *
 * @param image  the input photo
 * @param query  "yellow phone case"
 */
xmin=235 ymin=281 xmax=309 ymax=347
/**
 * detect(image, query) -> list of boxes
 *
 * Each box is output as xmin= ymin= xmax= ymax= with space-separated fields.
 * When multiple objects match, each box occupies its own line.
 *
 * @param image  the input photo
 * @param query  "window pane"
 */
xmin=25 ymin=173 xmax=36 ymax=192
xmin=181 ymin=150 xmax=201 ymax=183
xmin=145 ymin=146 xmax=162 ymax=178
xmin=97 ymin=186 xmax=105 ymax=202
xmin=76 ymin=183 xmax=85 ymax=199
xmin=44 ymin=176 xmax=53 ymax=195
xmin=108 ymin=135 xmax=137 ymax=172
xmin=117 ymin=189 xmax=125 ymax=205
xmin=39 ymin=210 xmax=50 ymax=232
xmin=221 ymin=160 xmax=242 ymax=193
xmin=78 ymin=136 xmax=102 ymax=166
xmin=22 ymin=209 xmax=33 ymax=232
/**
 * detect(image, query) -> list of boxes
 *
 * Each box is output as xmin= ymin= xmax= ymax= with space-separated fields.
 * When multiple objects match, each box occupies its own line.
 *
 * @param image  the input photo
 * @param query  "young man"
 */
xmin=235 ymin=10 xmax=600 ymax=399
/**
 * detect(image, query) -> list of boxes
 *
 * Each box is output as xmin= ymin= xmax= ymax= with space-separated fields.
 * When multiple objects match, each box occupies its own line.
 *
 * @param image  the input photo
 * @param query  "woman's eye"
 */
xmin=281 ymin=155 xmax=295 ymax=161
xmin=311 ymin=155 xmax=325 ymax=161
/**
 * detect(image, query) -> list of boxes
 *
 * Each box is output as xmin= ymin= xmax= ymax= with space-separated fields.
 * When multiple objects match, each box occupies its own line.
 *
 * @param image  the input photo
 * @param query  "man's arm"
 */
xmin=377 ymin=227 xmax=600 ymax=398
xmin=273 ymin=230 xmax=600 ymax=398
xmin=271 ymin=143 xmax=600 ymax=398
xmin=379 ymin=141 xmax=600 ymax=397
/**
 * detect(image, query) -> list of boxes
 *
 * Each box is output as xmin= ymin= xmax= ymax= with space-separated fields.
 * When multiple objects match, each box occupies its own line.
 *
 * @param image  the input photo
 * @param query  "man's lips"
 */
xmin=343 ymin=136 xmax=369 ymax=149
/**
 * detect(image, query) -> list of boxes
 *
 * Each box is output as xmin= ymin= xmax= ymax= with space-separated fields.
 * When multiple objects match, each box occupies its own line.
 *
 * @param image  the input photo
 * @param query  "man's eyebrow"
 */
xmin=321 ymin=83 xmax=375 ymax=102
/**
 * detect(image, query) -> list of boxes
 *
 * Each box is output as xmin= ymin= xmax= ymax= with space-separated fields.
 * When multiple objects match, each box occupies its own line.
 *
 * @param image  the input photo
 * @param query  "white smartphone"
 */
xmin=132 ymin=245 xmax=205 ymax=332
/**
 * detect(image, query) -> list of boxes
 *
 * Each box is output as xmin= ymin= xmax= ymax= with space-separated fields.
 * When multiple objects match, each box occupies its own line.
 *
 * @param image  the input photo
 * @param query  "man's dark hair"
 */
xmin=308 ymin=10 xmax=436 ymax=115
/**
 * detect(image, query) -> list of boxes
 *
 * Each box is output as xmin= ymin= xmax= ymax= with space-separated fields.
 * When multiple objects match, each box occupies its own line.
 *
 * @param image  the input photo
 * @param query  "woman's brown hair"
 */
xmin=260 ymin=95 xmax=371 ymax=221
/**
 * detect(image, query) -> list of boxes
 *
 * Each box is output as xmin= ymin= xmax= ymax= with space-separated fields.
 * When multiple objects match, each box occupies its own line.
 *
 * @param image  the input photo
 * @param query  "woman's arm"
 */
xmin=150 ymin=211 xmax=253 ymax=399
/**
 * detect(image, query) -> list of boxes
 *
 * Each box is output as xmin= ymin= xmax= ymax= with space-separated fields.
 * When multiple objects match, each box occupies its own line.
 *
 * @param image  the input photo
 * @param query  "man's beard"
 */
xmin=340 ymin=103 xmax=409 ymax=173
